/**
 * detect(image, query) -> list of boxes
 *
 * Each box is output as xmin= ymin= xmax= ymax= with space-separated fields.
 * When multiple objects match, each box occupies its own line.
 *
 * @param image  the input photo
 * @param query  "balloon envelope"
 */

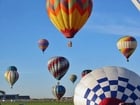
xmin=52 ymin=84 xmax=66 ymax=100
xmin=38 ymin=39 xmax=49 ymax=53
xmin=70 ymin=74 xmax=77 ymax=83
xmin=74 ymin=66 xmax=140 ymax=105
xmin=48 ymin=56 xmax=70 ymax=80
xmin=117 ymin=36 xmax=137 ymax=62
xmin=4 ymin=66 xmax=19 ymax=88
xmin=46 ymin=0 xmax=93 ymax=39
xmin=81 ymin=69 xmax=92 ymax=78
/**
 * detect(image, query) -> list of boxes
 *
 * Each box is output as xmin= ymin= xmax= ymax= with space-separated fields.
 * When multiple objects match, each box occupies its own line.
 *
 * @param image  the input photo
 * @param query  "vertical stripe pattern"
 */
xmin=4 ymin=70 xmax=19 ymax=88
xmin=48 ymin=56 xmax=69 ymax=80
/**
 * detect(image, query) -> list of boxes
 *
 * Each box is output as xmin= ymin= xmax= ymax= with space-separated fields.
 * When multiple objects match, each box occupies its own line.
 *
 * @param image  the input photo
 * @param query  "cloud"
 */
xmin=92 ymin=24 xmax=140 ymax=36
xmin=85 ymin=13 xmax=140 ymax=36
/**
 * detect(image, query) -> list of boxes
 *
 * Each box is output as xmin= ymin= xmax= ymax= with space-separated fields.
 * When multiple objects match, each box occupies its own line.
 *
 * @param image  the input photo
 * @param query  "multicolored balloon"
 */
xmin=4 ymin=66 xmax=19 ymax=88
xmin=46 ymin=0 xmax=93 ymax=46
xmin=69 ymin=74 xmax=77 ymax=83
xmin=52 ymin=84 xmax=66 ymax=100
xmin=81 ymin=69 xmax=92 ymax=78
xmin=48 ymin=56 xmax=70 ymax=81
xmin=38 ymin=39 xmax=49 ymax=53
xmin=117 ymin=36 xmax=137 ymax=62
xmin=131 ymin=0 xmax=140 ymax=11
xmin=74 ymin=66 xmax=140 ymax=105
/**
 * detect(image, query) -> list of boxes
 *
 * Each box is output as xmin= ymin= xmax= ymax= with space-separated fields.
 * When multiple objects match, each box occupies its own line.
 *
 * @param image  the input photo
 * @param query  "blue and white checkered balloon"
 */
xmin=74 ymin=66 xmax=140 ymax=105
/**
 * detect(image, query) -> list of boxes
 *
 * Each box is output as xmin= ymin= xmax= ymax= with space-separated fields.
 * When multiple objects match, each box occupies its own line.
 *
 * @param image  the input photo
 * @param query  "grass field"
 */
xmin=0 ymin=100 xmax=74 ymax=105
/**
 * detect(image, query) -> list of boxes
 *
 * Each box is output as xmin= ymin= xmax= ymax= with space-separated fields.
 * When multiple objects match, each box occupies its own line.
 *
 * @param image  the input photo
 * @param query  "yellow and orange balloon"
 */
xmin=117 ymin=36 xmax=137 ymax=62
xmin=46 ymin=0 xmax=93 ymax=47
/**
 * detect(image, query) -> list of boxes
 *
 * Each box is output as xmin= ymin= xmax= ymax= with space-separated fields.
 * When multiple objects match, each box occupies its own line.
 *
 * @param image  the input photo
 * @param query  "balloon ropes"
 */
xmin=116 ymin=35 xmax=137 ymax=62
xmin=74 ymin=66 xmax=140 ymax=105
xmin=46 ymin=0 xmax=93 ymax=47
xmin=4 ymin=66 xmax=19 ymax=88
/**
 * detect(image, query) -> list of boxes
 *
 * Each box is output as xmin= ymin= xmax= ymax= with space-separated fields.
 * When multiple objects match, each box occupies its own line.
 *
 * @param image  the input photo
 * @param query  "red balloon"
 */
xmin=48 ymin=56 xmax=69 ymax=80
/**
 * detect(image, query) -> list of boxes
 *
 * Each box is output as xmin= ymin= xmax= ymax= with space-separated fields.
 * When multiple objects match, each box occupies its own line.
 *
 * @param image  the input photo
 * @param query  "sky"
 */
xmin=0 ymin=0 xmax=140 ymax=99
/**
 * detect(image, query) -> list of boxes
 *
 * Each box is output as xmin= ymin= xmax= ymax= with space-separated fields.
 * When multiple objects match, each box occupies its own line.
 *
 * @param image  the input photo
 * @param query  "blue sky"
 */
xmin=0 ymin=0 xmax=140 ymax=99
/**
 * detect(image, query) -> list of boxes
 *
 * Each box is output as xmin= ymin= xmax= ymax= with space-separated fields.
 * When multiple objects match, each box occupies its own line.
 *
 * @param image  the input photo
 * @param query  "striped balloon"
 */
xmin=46 ymin=0 xmax=93 ymax=38
xmin=117 ymin=36 xmax=137 ymax=62
xmin=48 ymin=56 xmax=69 ymax=80
xmin=4 ymin=66 xmax=19 ymax=88
xmin=52 ymin=84 xmax=66 ymax=100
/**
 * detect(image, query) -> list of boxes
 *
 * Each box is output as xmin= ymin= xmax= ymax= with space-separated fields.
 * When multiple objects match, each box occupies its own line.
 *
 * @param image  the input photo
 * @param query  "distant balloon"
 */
xmin=117 ymin=36 xmax=137 ymax=62
xmin=46 ymin=0 xmax=93 ymax=46
xmin=52 ymin=84 xmax=66 ymax=100
xmin=38 ymin=39 xmax=49 ymax=53
xmin=48 ymin=56 xmax=70 ymax=81
xmin=4 ymin=66 xmax=19 ymax=88
xmin=74 ymin=66 xmax=140 ymax=105
xmin=0 ymin=90 xmax=5 ymax=95
xmin=81 ymin=69 xmax=92 ymax=78
xmin=69 ymin=74 xmax=77 ymax=83
xmin=131 ymin=0 xmax=140 ymax=11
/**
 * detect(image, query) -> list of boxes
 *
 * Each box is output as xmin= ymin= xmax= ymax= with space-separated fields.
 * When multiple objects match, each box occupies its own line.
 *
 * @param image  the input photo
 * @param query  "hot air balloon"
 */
xmin=69 ymin=74 xmax=77 ymax=83
xmin=46 ymin=0 xmax=93 ymax=47
xmin=74 ymin=66 xmax=140 ymax=105
xmin=131 ymin=0 xmax=140 ymax=11
xmin=4 ymin=66 xmax=19 ymax=88
xmin=81 ymin=69 xmax=92 ymax=78
xmin=52 ymin=84 xmax=66 ymax=100
xmin=38 ymin=39 xmax=49 ymax=53
xmin=48 ymin=56 xmax=70 ymax=81
xmin=117 ymin=36 xmax=137 ymax=62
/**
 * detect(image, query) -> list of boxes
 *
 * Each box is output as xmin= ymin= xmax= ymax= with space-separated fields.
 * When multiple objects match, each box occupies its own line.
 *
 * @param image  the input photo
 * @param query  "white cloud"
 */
xmin=85 ymin=15 xmax=140 ymax=36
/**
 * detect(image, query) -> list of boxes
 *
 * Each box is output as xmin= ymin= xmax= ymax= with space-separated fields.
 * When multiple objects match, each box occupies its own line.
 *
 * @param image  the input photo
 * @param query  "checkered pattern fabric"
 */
xmin=84 ymin=76 xmax=140 ymax=105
